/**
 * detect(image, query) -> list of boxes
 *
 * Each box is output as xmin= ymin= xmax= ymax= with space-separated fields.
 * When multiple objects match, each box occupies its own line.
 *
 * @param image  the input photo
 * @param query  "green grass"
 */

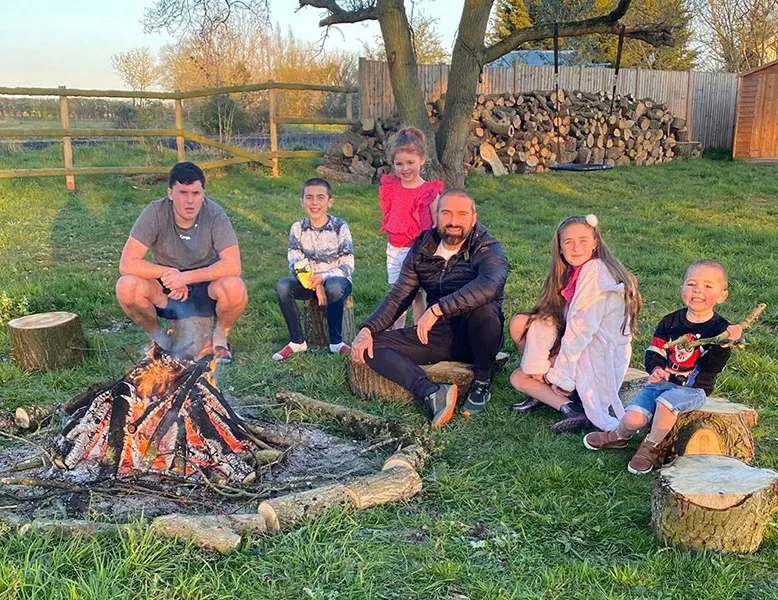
xmin=1 ymin=149 xmax=778 ymax=599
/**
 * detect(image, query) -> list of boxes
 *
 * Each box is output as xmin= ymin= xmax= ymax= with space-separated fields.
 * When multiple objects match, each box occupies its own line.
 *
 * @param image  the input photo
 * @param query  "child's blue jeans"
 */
xmin=627 ymin=381 xmax=706 ymax=418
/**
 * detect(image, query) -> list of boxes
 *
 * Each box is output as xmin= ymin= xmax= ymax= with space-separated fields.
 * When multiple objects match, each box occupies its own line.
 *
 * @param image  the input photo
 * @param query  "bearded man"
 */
xmin=351 ymin=188 xmax=508 ymax=427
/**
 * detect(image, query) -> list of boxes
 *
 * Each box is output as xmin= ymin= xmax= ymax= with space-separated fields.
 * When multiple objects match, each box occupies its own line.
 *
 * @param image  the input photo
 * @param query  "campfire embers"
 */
xmin=53 ymin=344 xmax=260 ymax=483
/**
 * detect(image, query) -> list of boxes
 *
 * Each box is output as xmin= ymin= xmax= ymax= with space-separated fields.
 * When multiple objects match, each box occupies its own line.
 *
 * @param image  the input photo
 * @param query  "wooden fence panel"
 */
xmin=689 ymin=71 xmax=739 ymax=149
xmin=358 ymin=60 xmax=739 ymax=149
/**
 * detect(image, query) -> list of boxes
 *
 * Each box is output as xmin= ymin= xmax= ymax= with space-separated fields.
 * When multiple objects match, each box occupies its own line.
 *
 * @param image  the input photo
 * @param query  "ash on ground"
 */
xmin=0 ymin=414 xmax=383 ymax=523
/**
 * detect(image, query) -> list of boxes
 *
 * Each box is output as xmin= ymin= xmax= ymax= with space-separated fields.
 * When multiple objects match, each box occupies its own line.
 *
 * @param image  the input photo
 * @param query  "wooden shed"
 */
xmin=733 ymin=60 xmax=778 ymax=162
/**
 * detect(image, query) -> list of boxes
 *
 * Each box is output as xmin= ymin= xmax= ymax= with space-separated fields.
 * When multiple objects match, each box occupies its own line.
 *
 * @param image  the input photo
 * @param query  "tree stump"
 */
xmin=619 ymin=368 xmax=649 ymax=405
xmin=657 ymin=397 xmax=758 ymax=464
xmin=166 ymin=315 xmax=215 ymax=358
xmin=348 ymin=359 xmax=476 ymax=403
xmin=651 ymin=455 xmax=778 ymax=553
xmin=7 ymin=312 xmax=87 ymax=371
xmin=302 ymin=296 xmax=354 ymax=348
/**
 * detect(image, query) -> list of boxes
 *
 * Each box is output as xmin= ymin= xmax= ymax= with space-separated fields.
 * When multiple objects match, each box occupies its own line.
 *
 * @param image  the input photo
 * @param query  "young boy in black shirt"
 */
xmin=582 ymin=260 xmax=742 ymax=474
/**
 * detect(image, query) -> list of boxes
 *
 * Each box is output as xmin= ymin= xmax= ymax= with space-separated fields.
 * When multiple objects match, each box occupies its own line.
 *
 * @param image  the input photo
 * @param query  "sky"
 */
xmin=1 ymin=0 xmax=464 ymax=89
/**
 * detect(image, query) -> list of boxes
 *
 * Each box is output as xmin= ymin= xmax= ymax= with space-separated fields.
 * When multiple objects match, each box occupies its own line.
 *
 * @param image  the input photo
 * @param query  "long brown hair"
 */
xmin=524 ymin=215 xmax=641 ymax=349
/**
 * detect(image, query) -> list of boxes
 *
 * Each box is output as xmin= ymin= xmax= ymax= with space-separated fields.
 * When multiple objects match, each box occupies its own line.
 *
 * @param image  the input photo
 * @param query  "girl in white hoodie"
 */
xmin=509 ymin=215 xmax=642 ymax=433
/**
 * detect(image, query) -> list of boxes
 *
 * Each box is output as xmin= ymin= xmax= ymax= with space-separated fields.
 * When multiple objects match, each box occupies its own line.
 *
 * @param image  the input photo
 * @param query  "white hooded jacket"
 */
xmin=545 ymin=259 xmax=632 ymax=431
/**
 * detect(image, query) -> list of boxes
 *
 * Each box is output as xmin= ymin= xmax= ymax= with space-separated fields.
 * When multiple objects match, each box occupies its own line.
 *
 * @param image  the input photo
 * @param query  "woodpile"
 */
xmin=319 ymin=90 xmax=700 ymax=182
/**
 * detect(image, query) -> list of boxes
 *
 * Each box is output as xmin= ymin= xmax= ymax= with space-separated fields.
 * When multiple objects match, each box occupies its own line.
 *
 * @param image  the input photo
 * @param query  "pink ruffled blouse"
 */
xmin=379 ymin=174 xmax=444 ymax=247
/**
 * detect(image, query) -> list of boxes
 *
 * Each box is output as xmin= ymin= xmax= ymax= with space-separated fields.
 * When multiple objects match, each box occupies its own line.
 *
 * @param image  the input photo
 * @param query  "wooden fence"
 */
xmin=359 ymin=59 xmax=740 ymax=150
xmin=0 ymin=82 xmax=358 ymax=189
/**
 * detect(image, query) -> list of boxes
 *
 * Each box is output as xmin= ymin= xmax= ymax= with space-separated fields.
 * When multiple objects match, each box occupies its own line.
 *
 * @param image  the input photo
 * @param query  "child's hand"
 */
xmin=315 ymin=285 xmax=327 ymax=306
xmin=551 ymin=384 xmax=571 ymax=398
xmin=648 ymin=367 xmax=670 ymax=383
xmin=726 ymin=324 xmax=743 ymax=342
xmin=310 ymin=274 xmax=324 ymax=289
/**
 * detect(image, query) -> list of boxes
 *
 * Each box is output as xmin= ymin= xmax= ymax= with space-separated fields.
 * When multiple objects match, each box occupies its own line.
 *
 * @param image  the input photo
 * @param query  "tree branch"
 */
xmin=298 ymin=0 xmax=378 ymax=27
xmin=483 ymin=0 xmax=674 ymax=65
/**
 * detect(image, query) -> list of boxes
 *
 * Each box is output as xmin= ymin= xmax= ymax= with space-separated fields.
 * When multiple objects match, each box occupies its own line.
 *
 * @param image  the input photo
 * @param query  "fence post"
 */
xmin=634 ymin=68 xmax=641 ymax=99
xmin=578 ymin=64 xmax=584 ymax=90
xmin=685 ymin=70 xmax=694 ymax=140
xmin=345 ymin=92 xmax=353 ymax=121
xmin=58 ymin=86 xmax=75 ymax=191
xmin=269 ymin=84 xmax=279 ymax=177
xmin=174 ymin=98 xmax=185 ymax=162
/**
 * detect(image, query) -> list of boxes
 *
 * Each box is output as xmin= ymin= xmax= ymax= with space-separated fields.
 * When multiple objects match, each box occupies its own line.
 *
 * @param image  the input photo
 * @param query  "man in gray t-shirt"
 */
xmin=116 ymin=162 xmax=247 ymax=362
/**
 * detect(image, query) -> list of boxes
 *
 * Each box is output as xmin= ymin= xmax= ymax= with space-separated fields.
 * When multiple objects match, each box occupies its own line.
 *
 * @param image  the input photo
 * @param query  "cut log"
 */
xmin=18 ymin=519 xmax=122 ymax=540
xmin=348 ymin=359 xmax=474 ymax=403
xmin=0 ymin=410 xmax=16 ymax=434
xmin=479 ymin=142 xmax=508 ymax=176
xmin=651 ymin=455 xmax=778 ymax=553
xmin=150 ymin=513 xmax=267 ymax=553
xmin=382 ymin=443 xmax=430 ymax=473
xmin=302 ymin=296 xmax=354 ymax=348
xmin=345 ymin=466 xmax=422 ymax=509
xmin=8 ymin=312 xmax=87 ymax=371
xmin=619 ymin=368 xmax=649 ymax=406
xmin=657 ymin=397 xmax=758 ymax=464
xmin=275 ymin=389 xmax=421 ymax=446
xmin=166 ymin=315 xmax=216 ymax=358
xmin=14 ymin=405 xmax=54 ymax=430
xmin=258 ymin=483 xmax=354 ymax=531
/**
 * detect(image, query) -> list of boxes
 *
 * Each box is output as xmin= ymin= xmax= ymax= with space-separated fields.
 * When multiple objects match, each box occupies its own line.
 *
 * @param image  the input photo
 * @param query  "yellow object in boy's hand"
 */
xmin=294 ymin=259 xmax=315 ymax=289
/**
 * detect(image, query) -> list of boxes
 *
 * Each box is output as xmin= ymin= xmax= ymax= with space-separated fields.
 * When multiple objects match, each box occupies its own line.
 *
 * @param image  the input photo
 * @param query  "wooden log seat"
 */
xmin=656 ymin=397 xmax=758 ymax=464
xmin=346 ymin=352 xmax=509 ymax=403
xmin=651 ymin=455 xmax=778 ymax=553
xmin=7 ymin=312 xmax=87 ymax=371
xmin=302 ymin=296 xmax=355 ymax=348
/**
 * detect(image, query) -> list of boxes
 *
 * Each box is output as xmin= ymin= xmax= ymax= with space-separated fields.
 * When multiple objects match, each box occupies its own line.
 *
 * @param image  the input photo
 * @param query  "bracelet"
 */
xmin=432 ymin=305 xmax=442 ymax=318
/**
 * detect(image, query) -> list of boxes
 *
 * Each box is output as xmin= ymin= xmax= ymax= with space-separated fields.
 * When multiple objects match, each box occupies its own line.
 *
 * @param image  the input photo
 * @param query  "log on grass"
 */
xmin=382 ymin=443 xmax=430 ymax=473
xmin=275 ymin=389 xmax=421 ymax=446
xmin=345 ymin=466 xmax=422 ymax=509
xmin=258 ymin=483 xmax=354 ymax=531
xmin=18 ymin=519 xmax=122 ymax=540
xmin=479 ymin=142 xmax=508 ymax=176
xmin=651 ymin=455 xmax=778 ymax=553
xmin=657 ymin=397 xmax=758 ymax=464
xmin=347 ymin=358 xmax=475 ymax=403
xmin=302 ymin=296 xmax=354 ymax=348
xmin=8 ymin=312 xmax=87 ymax=371
xmin=150 ymin=513 xmax=267 ymax=553
xmin=14 ymin=405 xmax=55 ymax=430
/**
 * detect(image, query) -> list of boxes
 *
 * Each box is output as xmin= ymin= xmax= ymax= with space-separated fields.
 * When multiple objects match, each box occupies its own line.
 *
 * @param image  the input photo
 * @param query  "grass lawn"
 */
xmin=1 ymin=147 xmax=778 ymax=599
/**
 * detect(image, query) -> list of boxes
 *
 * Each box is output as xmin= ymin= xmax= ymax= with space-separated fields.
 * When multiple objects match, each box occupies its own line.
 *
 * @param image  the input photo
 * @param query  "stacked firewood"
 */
xmin=317 ymin=89 xmax=700 ymax=182
xmin=462 ymin=89 xmax=696 ymax=174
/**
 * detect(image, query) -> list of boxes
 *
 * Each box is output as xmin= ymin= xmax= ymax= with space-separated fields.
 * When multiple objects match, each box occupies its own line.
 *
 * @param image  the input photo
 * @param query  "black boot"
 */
xmin=510 ymin=397 xmax=543 ymax=413
xmin=550 ymin=402 xmax=593 ymax=434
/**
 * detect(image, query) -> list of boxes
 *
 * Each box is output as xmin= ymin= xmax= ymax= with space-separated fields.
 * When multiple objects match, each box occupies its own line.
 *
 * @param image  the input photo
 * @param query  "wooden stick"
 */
xmin=664 ymin=303 xmax=767 ymax=351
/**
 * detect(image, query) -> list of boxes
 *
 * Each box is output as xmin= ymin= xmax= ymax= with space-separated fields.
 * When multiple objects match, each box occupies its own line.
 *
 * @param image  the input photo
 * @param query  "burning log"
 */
xmin=8 ymin=312 xmax=87 ymax=371
xmin=52 ymin=344 xmax=268 ymax=483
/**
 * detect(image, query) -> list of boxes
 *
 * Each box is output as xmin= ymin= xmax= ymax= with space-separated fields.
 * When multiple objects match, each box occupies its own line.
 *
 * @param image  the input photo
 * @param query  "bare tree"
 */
xmin=691 ymin=0 xmax=778 ymax=72
xmin=143 ymin=0 xmax=270 ymax=37
xmin=111 ymin=47 xmax=162 ymax=105
xmin=361 ymin=10 xmax=449 ymax=62
xmin=299 ymin=0 xmax=674 ymax=185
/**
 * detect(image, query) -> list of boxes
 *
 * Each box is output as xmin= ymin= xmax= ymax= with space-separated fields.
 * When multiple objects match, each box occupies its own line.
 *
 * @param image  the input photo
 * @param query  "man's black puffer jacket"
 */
xmin=362 ymin=222 xmax=508 ymax=334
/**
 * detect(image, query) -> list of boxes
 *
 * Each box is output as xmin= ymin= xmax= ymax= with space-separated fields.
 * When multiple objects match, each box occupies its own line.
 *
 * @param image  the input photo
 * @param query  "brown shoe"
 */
xmin=583 ymin=430 xmax=631 ymax=451
xmin=628 ymin=439 xmax=661 ymax=474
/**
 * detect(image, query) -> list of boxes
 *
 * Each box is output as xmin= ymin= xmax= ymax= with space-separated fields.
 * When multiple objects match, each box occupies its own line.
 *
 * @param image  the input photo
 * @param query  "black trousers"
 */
xmin=365 ymin=302 xmax=504 ymax=400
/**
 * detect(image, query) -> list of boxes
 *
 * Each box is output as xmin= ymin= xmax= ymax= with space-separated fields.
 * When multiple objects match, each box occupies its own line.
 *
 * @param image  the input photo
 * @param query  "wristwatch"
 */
xmin=431 ymin=305 xmax=442 ymax=318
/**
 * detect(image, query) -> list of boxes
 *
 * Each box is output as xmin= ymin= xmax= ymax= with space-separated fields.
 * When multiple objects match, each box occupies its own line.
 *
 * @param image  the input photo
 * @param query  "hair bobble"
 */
xmin=585 ymin=214 xmax=599 ymax=228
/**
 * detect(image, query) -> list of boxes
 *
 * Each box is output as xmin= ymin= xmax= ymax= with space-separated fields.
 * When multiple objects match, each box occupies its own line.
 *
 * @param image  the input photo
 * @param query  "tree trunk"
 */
xmin=302 ymin=297 xmax=354 ymax=348
xmin=436 ymin=0 xmax=494 ymax=188
xmin=377 ymin=0 xmax=440 ymax=174
xmin=8 ymin=312 xmax=87 ymax=371
xmin=651 ymin=455 xmax=778 ymax=553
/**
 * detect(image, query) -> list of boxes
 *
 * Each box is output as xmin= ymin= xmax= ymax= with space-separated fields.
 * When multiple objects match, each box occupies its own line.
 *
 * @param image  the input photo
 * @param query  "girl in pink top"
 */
xmin=379 ymin=127 xmax=444 ymax=329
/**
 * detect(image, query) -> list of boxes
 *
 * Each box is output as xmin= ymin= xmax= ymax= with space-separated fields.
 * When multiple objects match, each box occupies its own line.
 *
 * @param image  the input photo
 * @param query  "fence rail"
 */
xmin=0 ymin=81 xmax=359 ymax=189
xmin=359 ymin=59 xmax=740 ymax=150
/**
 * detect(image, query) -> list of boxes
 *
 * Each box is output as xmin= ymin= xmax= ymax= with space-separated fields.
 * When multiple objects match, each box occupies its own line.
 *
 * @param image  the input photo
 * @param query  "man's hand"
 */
xmin=315 ymin=285 xmax=327 ymax=306
xmin=350 ymin=328 xmax=374 ymax=363
xmin=161 ymin=268 xmax=189 ymax=291
xmin=167 ymin=285 xmax=189 ymax=302
xmin=415 ymin=306 xmax=439 ymax=345
xmin=648 ymin=366 xmax=671 ymax=384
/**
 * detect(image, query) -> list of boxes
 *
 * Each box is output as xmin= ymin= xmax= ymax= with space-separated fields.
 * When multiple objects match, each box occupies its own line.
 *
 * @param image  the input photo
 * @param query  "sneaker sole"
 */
xmin=627 ymin=463 xmax=654 ymax=475
xmin=461 ymin=396 xmax=490 ymax=417
xmin=582 ymin=434 xmax=629 ymax=451
xmin=431 ymin=384 xmax=458 ymax=429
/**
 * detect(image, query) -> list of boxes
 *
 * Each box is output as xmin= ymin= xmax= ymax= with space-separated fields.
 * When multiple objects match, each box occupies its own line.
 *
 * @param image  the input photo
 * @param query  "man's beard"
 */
xmin=439 ymin=224 xmax=471 ymax=245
